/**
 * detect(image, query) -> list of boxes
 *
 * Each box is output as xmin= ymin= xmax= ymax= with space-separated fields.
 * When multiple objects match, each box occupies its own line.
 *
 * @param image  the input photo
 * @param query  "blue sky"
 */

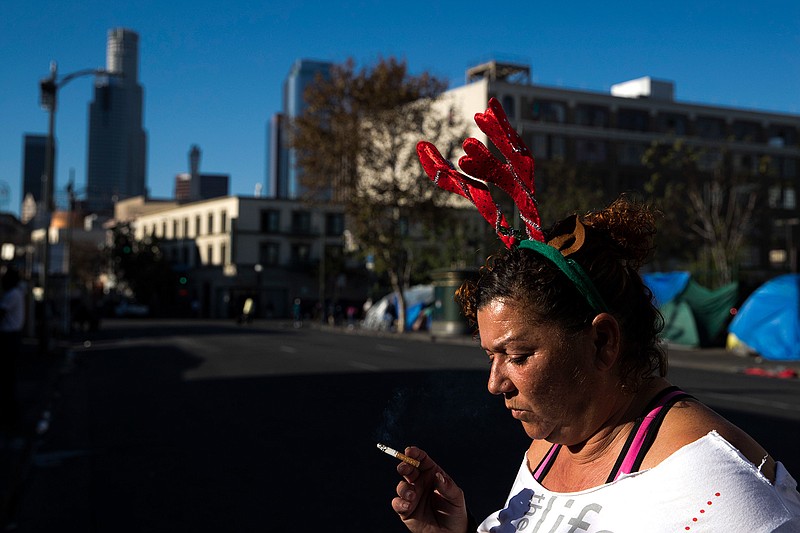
xmin=1 ymin=1 xmax=798 ymax=215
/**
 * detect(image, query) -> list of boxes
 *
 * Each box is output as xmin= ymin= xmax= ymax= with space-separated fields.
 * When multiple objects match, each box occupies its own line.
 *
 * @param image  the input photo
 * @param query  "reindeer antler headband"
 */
xmin=416 ymin=98 xmax=608 ymax=312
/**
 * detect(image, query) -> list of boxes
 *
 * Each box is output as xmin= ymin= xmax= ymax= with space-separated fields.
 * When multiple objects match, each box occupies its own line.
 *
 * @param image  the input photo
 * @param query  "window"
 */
xmin=220 ymin=210 xmax=227 ymax=233
xmin=575 ymin=105 xmax=609 ymax=128
xmin=259 ymin=242 xmax=280 ymax=265
xmin=161 ymin=221 xmax=167 ymax=237
xmin=173 ymin=220 xmax=179 ymax=239
xmin=766 ymin=125 xmax=798 ymax=147
xmin=785 ymin=188 xmax=796 ymax=209
xmin=732 ymin=153 xmax=758 ymax=175
xmin=739 ymin=246 xmax=760 ymax=268
xmin=501 ymin=95 xmax=515 ymax=119
xmin=617 ymin=109 xmax=650 ymax=132
xmin=657 ymin=113 xmax=688 ymax=135
xmin=784 ymin=158 xmax=797 ymax=179
xmin=183 ymin=218 xmax=189 ymax=237
xmin=290 ymin=243 xmax=311 ymax=263
xmin=220 ymin=243 xmax=227 ymax=266
xmin=195 ymin=215 xmax=201 ymax=236
xmin=207 ymin=213 xmax=214 ymax=234
xmin=326 ymin=213 xmax=344 ymax=236
xmin=292 ymin=211 xmax=312 ymax=234
xmin=550 ymin=136 xmax=566 ymax=159
xmin=697 ymin=150 xmax=723 ymax=171
xmin=260 ymin=209 xmax=281 ymax=233
xmin=529 ymin=100 xmax=566 ymax=123
xmin=575 ymin=139 xmax=607 ymax=163
xmin=207 ymin=244 xmax=214 ymax=265
xmin=695 ymin=116 xmax=726 ymax=139
xmin=769 ymin=185 xmax=797 ymax=209
xmin=732 ymin=121 xmax=761 ymax=142
xmin=618 ymin=143 xmax=647 ymax=166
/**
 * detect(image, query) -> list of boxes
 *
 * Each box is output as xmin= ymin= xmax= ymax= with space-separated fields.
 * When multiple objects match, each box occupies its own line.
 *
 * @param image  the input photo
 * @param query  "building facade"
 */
xmin=445 ymin=61 xmax=800 ymax=278
xmin=86 ymin=28 xmax=147 ymax=214
xmin=126 ymin=195 xmax=349 ymax=318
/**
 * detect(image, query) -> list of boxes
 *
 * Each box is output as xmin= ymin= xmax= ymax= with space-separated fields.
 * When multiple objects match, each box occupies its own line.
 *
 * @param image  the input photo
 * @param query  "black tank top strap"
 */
xmin=605 ymin=386 xmax=694 ymax=483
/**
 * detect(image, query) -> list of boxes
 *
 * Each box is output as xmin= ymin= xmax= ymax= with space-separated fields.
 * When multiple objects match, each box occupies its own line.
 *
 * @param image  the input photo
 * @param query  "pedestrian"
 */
xmin=388 ymin=99 xmax=800 ymax=532
xmin=0 ymin=267 xmax=25 ymax=432
xmin=239 ymin=297 xmax=254 ymax=324
xmin=293 ymin=298 xmax=302 ymax=328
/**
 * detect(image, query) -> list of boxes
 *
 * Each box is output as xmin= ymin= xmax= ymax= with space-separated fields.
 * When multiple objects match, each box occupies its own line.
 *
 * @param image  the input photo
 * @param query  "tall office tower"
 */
xmin=86 ymin=28 xmax=147 ymax=214
xmin=20 ymin=134 xmax=47 ymax=222
xmin=266 ymin=113 xmax=286 ymax=198
xmin=266 ymin=59 xmax=331 ymax=199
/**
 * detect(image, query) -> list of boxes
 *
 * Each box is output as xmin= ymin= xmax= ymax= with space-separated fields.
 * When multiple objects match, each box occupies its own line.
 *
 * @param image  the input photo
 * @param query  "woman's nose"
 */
xmin=487 ymin=362 xmax=513 ymax=396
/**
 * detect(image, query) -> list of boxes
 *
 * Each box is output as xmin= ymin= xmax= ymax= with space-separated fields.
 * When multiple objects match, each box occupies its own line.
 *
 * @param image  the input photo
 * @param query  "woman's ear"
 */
xmin=591 ymin=313 xmax=621 ymax=371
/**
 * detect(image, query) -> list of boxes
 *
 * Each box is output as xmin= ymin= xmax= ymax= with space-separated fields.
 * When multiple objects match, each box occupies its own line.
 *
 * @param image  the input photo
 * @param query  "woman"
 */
xmin=390 ymin=100 xmax=800 ymax=532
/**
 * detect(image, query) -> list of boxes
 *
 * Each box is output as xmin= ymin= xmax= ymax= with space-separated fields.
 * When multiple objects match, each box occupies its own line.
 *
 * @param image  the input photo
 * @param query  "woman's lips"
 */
xmin=509 ymin=408 xmax=526 ymax=419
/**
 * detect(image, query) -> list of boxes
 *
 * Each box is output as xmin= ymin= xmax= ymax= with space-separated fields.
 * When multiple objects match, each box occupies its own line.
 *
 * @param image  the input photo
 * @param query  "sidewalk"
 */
xmin=320 ymin=320 xmax=800 ymax=377
xmin=0 ymin=337 xmax=67 ymax=530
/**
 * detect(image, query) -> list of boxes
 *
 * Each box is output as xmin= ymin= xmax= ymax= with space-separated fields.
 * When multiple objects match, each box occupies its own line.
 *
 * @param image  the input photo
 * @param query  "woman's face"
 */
xmin=477 ymin=297 xmax=598 ymax=443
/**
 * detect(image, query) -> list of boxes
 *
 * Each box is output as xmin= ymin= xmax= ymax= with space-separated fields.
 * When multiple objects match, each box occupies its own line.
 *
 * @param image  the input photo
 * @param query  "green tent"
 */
xmin=644 ymin=273 xmax=738 ymax=347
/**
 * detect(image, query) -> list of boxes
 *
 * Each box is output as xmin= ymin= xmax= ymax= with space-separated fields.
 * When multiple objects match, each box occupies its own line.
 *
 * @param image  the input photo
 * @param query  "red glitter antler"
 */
xmin=416 ymin=98 xmax=543 ymax=248
xmin=416 ymin=140 xmax=517 ymax=248
xmin=459 ymin=98 xmax=543 ymax=242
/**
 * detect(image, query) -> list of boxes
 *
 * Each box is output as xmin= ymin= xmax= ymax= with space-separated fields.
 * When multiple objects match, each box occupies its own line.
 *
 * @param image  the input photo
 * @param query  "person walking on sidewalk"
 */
xmin=0 ymin=267 xmax=25 ymax=432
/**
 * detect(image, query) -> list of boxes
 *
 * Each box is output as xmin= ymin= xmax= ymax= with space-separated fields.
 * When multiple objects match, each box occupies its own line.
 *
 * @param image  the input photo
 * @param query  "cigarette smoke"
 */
xmin=373 ymin=373 xmax=493 ymax=447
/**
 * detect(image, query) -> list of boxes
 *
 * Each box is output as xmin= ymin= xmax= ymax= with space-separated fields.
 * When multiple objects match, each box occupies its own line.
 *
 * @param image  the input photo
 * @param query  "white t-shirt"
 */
xmin=0 ymin=285 xmax=25 ymax=332
xmin=478 ymin=431 xmax=800 ymax=532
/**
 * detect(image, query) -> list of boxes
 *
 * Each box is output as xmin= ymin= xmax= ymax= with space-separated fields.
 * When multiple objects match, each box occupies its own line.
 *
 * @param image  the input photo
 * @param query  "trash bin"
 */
xmin=430 ymin=268 xmax=478 ymax=336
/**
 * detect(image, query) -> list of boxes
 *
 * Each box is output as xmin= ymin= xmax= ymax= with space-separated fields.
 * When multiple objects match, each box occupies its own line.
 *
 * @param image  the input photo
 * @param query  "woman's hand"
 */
xmin=391 ymin=447 xmax=470 ymax=533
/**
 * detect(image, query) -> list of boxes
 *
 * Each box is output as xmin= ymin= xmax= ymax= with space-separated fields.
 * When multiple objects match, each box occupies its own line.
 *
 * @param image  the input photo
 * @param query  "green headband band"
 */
xmin=518 ymin=239 xmax=609 ymax=313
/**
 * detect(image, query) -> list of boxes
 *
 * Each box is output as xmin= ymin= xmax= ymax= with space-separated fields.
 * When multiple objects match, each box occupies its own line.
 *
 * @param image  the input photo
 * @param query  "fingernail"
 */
xmin=436 ymin=472 xmax=445 ymax=485
xmin=404 ymin=490 xmax=414 ymax=500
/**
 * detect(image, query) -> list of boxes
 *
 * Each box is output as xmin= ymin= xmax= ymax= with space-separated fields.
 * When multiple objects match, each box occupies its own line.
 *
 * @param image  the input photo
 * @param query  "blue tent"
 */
xmin=728 ymin=274 xmax=800 ymax=361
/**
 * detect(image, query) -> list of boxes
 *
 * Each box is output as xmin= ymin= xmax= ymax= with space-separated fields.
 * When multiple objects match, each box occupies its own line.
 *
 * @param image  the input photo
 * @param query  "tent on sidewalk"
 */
xmin=362 ymin=285 xmax=435 ymax=331
xmin=727 ymin=274 xmax=800 ymax=361
xmin=642 ymin=272 xmax=738 ymax=348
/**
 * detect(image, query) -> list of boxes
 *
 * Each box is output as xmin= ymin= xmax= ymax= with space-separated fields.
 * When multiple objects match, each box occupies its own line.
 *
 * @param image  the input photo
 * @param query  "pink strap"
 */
xmin=613 ymin=389 xmax=685 ymax=480
xmin=533 ymin=444 xmax=561 ymax=480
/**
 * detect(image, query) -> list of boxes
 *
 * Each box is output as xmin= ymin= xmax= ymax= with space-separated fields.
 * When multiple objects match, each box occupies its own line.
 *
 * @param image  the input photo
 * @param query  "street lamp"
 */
xmin=254 ymin=263 xmax=263 ymax=318
xmin=38 ymin=61 xmax=120 ymax=353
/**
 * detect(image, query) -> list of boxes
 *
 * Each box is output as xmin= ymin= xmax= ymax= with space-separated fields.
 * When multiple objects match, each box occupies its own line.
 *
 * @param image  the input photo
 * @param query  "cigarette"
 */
xmin=377 ymin=442 xmax=420 ymax=468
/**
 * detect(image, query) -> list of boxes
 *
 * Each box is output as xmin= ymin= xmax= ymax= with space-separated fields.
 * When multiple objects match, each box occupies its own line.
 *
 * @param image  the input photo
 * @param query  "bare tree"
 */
xmin=643 ymin=139 xmax=763 ymax=287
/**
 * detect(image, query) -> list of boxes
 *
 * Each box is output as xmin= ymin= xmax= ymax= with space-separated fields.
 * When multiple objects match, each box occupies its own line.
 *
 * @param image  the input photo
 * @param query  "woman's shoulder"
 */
xmin=646 ymin=395 xmax=777 ymax=482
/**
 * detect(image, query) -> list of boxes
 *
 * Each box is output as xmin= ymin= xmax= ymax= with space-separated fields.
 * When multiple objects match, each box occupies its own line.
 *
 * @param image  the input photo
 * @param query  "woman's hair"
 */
xmin=457 ymin=195 xmax=666 ymax=388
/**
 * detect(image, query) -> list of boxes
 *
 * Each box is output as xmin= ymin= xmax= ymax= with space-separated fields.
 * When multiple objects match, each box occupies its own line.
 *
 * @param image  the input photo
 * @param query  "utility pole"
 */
xmin=38 ymin=61 xmax=119 ymax=353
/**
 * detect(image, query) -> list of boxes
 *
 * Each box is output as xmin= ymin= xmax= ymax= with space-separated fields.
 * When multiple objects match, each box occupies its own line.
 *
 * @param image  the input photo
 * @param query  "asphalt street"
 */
xmin=2 ymin=319 xmax=799 ymax=532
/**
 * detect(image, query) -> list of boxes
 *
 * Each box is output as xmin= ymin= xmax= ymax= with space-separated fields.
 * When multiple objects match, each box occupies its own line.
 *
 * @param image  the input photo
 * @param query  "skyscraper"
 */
xmin=86 ymin=28 xmax=147 ymax=214
xmin=20 ymin=134 xmax=47 ymax=222
xmin=267 ymin=59 xmax=331 ymax=199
